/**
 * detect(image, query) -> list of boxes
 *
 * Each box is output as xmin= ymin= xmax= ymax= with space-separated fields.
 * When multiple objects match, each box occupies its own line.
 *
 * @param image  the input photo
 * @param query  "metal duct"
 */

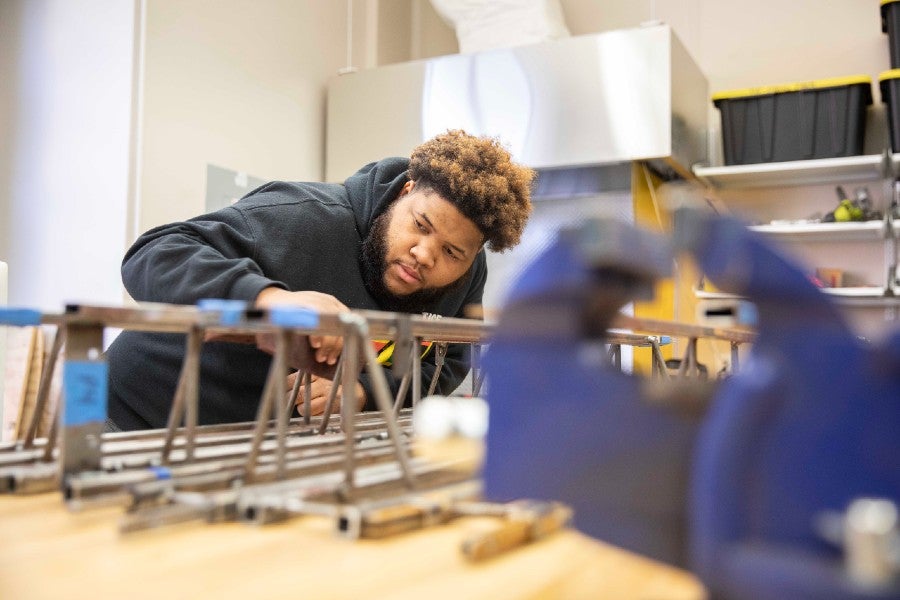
xmin=325 ymin=23 xmax=708 ymax=182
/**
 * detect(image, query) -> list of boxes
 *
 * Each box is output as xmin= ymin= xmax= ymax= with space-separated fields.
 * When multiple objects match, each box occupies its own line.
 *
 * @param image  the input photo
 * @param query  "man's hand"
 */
xmin=287 ymin=371 xmax=366 ymax=416
xmin=255 ymin=288 xmax=349 ymax=370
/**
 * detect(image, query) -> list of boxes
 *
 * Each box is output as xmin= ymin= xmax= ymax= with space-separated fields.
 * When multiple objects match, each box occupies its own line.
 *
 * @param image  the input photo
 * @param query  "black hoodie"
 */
xmin=106 ymin=158 xmax=486 ymax=430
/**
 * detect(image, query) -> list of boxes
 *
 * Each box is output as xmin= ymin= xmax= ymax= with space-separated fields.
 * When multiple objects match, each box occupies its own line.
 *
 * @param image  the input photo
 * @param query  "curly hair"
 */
xmin=408 ymin=130 xmax=534 ymax=252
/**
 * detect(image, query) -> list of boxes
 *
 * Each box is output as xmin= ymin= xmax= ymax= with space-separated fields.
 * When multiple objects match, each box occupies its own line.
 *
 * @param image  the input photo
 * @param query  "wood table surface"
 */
xmin=0 ymin=492 xmax=706 ymax=600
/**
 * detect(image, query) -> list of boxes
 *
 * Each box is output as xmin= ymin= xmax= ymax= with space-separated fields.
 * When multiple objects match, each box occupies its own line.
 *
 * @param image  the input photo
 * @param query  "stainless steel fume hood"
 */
xmin=325 ymin=23 xmax=708 ymax=183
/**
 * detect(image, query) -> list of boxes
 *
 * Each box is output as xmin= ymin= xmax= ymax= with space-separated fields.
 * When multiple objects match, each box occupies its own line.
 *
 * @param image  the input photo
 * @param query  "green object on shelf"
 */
xmin=834 ymin=202 xmax=851 ymax=222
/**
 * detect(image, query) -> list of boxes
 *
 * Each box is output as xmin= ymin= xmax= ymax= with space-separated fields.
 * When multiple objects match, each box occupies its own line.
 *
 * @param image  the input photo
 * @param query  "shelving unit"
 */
xmin=691 ymin=154 xmax=899 ymax=336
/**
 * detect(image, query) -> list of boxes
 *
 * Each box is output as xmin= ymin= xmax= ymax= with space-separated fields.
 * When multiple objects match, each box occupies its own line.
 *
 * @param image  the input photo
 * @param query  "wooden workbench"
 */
xmin=0 ymin=492 xmax=705 ymax=599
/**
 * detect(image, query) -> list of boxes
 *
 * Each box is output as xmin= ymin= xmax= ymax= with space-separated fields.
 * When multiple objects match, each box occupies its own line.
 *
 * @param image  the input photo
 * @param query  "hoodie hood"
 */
xmin=344 ymin=157 xmax=410 ymax=238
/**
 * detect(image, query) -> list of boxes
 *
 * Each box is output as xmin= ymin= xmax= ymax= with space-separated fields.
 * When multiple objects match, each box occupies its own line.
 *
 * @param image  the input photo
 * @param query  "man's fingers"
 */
xmin=289 ymin=378 xmax=342 ymax=416
xmin=291 ymin=395 xmax=329 ymax=416
xmin=310 ymin=335 xmax=342 ymax=365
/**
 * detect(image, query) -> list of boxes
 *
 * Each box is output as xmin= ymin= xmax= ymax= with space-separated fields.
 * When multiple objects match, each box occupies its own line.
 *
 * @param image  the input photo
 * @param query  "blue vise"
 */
xmin=482 ymin=209 xmax=900 ymax=599
xmin=481 ymin=218 xmax=703 ymax=567
xmin=677 ymin=209 xmax=900 ymax=600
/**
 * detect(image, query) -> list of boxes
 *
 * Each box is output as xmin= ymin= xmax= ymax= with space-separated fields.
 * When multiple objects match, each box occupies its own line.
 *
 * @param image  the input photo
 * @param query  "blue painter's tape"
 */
xmin=148 ymin=466 xmax=172 ymax=480
xmin=62 ymin=361 xmax=108 ymax=426
xmin=0 ymin=308 xmax=42 ymax=326
xmin=268 ymin=306 xmax=319 ymax=328
xmin=197 ymin=298 xmax=247 ymax=326
xmin=659 ymin=336 xmax=672 ymax=345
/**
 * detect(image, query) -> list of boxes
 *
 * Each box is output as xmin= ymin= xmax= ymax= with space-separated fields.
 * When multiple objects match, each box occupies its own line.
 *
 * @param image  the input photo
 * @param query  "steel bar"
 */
xmin=613 ymin=313 xmax=755 ymax=345
xmin=356 ymin=316 xmax=417 ymax=491
xmin=287 ymin=369 xmax=303 ymax=415
xmin=59 ymin=322 xmax=106 ymax=484
xmin=1 ymin=410 xmax=407 ymax=474
xmin=273 ymin=329 xmax=290 ymax=479
xmin=471 ymin=343 xmax=482 ymax=397
xmin=161 ymin=341 xmax=190 ymax=464
xmin=41 ymin=402 xmax=59 ymax=462
xmin=317 ymin=357 xmax=344 ymax=434
xmin=303 ymin=368 xmax=312 ymax=425
xmin=244 ymin=340 xmax=285 ymax=480
xmin=282 ymin=368 xmax=302 ymax=425
xmin=123 ymin=453 xmax=475 ymax=533
xmin=341 ymin=318 xmax=360 ymax=495
xmin=649 ymin=337 xmax=670 ymax=380
xmin=412 ymin=336 xmax=422 ymax=408
xmin=184 ymin=325 xmax=203 ymax=461
xmin=0 ymin=447 xmax=46 ymax=468
xmin=0 ymin=462 xmax=59 ymax=494
xmin=68 ymin=430 xmax=414 ymax=507
xmin=391 ymin=314 xmax=413 ymax=380
xmin=161 ymin=326 xmax=203 ymax=464
xmin=426 ymin=342 xmax=448 ymax=397
xmin=678 ymin=337 xmax=700 ymax=377
xmin=609 ymin=344 xmax=622 ymax=370
xmin=392 ymin=341 xmax=418 ymax=416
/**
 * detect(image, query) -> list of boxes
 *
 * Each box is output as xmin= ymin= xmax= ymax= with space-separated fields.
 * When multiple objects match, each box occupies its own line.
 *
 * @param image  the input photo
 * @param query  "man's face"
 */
xmin=361 ymin=180 xmax=483 ymax=312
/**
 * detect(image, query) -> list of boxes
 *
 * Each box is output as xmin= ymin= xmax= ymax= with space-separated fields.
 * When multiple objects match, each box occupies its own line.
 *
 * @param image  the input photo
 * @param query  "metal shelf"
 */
xmin=693 ymin=154 xmax=886 ymax=189
xmin=749 ymin=220 xmax=888 ymax=242
xmin=825 ymin=294 xmax=900 ymax=308
xmin=694 ymin=288 xmax=898 ymax=307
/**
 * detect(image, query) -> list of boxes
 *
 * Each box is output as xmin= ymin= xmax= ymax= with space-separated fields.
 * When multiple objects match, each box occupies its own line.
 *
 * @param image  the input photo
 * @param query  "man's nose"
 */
xmin=411 ymin=239 xmax=436 ymax=268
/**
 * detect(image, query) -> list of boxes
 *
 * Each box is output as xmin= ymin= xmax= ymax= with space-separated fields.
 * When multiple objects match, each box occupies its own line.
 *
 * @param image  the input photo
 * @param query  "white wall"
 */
xmin=136 ymin=1 xmax=350 ymax=233
xmin=0 ymin=0 xmax=137 ymax=311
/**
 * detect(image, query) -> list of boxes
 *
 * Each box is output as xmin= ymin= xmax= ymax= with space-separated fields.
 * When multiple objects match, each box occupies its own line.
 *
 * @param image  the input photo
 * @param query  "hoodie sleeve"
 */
xmin=121 ymin=206 xmax=286 ymax=305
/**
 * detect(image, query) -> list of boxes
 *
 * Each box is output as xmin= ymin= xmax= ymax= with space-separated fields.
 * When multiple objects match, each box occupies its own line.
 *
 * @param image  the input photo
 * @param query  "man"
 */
xmin=106 ymin=130 xmax=534 ymax=430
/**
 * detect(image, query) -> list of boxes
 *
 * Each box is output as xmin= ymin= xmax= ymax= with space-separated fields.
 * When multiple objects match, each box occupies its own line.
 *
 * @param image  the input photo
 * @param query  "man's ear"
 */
xmin=399 ymin=180 xmax=415 ymax=196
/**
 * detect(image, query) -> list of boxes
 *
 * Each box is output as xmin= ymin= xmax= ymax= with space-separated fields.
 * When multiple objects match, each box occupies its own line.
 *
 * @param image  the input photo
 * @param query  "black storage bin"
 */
xmin=883 ymin=0 xmax=900 ymax=69
xmin=879 ymin=69 xmax=900 ymax=152
xmin=713 ymin=76 xmax=872 ymax=166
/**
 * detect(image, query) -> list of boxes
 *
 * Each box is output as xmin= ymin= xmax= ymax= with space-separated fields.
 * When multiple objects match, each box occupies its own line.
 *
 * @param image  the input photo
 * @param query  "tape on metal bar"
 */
xmin=268 ymin=306 xmax=320 ymax=328
xmin=0 ymin=307 xmax=42 ymax=326
xmin=62 ymin=360 xmax=108 ymax=426
xmin=196 ymin=299 xmax=248 ymax=326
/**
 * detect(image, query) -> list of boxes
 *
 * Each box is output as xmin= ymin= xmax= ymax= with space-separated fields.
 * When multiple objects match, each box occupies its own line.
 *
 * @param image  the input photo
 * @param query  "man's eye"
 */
xmin=414 ymin=219 xmax=427 ymax=232
xmin=444 ymin=247 xmax=460 ymax=260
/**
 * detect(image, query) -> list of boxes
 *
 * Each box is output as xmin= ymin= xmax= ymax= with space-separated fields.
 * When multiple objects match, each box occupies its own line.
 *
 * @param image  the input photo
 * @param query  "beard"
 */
xmin=360 ymin=209 xmax=469 ymax=314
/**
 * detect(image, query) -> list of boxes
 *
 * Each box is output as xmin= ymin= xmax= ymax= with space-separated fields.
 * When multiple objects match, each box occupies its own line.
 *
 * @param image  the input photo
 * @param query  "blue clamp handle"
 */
xmin=268 ymin=306 xmax=320 ymax=328
xmin=196 ymin=299 xmax=248 ymax=326
xmin=0 ymin=307 xmax=42 ymax=326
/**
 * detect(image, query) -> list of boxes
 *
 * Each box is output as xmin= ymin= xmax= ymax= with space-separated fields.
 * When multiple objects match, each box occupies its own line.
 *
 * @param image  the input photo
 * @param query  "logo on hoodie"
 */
xmin=372 ymin=312 xmax=442 ymax=366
